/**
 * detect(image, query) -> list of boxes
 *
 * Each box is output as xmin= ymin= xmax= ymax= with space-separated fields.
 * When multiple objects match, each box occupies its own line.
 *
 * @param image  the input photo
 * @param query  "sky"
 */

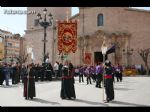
xmin=0 ymin=7 xmax=150 ymax=36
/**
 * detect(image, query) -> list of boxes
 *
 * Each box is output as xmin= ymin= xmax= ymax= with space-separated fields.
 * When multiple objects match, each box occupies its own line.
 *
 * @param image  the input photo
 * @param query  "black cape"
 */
xmin=23 ymin=68 xmax=36 ymax=98
xmin=105 ymin=66 xmax=114 ymax=101
xmin=60 ymin=65 xmax=76 ymax=99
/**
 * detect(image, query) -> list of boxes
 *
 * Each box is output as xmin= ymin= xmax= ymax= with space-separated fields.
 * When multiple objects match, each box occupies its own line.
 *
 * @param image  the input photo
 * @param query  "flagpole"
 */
xmin=26 ymin=45 xmax=32 ymax=100
xmin=26 ymin=46 xmax=29 ymax=100
xmin=101 ymin=36 xmax=108 ymax=102
xmin=102 ymin=54 xmax=105 ymax=102
xmin=66 ymin=7 xmax=69 ymax=23
xmin=27 ymin=66 xmax=29 ymax=99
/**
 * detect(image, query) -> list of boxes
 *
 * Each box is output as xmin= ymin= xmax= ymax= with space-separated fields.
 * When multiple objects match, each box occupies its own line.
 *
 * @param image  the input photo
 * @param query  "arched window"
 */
xmin=97 ymin=14 xmax=104 ymax=26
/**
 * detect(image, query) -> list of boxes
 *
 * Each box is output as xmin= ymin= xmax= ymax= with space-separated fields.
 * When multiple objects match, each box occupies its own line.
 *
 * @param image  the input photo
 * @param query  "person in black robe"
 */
xmin=40 ymin=65 xmax=45 ymax=81
xmin=34 ymin=64 xmax=39 ymax=82
xmin=60 ymin=61 xmax=76 ymax=100
xmin=45 ymin=63 xmax=53 ymax=81
xmin=23 ymin=64 xmax=36 ymax=100
xmin=0 ymin=63 xmax=4 ymax=85
xmin=69 ymin=62 xmax=75 ymax=84
xmin=104 ymin=60 xmax=114 ymax=103
xmin=12 ymin=63 xmax=17 ymax=84
xmin=13 ymin=63 xmax=20 ymax=84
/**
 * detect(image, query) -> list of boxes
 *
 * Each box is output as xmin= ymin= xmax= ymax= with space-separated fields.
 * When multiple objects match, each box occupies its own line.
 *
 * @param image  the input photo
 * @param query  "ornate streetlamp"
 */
xmin=37 ymin=8 xmax=53 ymax=64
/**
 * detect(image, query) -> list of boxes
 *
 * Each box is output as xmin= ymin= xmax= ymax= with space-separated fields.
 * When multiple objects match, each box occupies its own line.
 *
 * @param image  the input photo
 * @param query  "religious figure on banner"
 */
xmin=58 ymin=20 xmax=77 ymax=54
xmin=62 ymin=32 xmax=73 ymax=45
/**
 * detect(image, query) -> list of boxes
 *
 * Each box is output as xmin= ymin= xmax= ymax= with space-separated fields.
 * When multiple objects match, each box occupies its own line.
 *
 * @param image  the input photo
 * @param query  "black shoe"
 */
xmin=30 ymin=97 xmax=33 ymax=100
xmin=68 ymin=97 xmax=71 ymax=100
xmin=110 ymin=98 xmax=114 ymax=101
xmin=61 ymin=97 xmax=66 ymax=99
xmin=72 ymin=97 xmax=76 ymax=100
xmin=104 ymin=100 xmax=109 ymax=103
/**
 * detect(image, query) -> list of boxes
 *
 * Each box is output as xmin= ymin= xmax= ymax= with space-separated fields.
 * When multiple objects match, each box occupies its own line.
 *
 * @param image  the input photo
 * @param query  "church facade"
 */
xmin=25 ymin=7 xmax=150 ymax=67
xmin=68 ymin=7 xmax=150 ymax=67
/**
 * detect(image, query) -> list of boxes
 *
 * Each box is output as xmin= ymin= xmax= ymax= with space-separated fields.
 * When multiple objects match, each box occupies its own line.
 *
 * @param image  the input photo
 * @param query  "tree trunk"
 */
xmin=145 ymin=62 xmax=149 ymax=75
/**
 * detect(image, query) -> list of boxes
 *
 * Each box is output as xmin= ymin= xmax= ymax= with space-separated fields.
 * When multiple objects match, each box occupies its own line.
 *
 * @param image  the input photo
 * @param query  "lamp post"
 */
xmin=37 ymin=8 xmax=53 ymax=64
xmin=101 ymin=37 xmax=108 ymax=102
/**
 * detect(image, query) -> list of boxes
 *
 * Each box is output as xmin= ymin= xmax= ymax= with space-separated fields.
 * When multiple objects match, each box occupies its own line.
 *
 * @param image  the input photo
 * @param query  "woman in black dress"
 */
xmin=24 ymin=64 xmax=36 ymax=100
xmin=104 ymin=60 xmax=114 ymax=103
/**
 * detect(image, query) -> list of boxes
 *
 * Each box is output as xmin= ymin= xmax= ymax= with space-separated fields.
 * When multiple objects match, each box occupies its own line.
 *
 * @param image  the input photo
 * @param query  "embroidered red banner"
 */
xmin=84 ymin=53 xmax=92 ymax=65
xmin=58 ymin=20 xmax=77 ymax=54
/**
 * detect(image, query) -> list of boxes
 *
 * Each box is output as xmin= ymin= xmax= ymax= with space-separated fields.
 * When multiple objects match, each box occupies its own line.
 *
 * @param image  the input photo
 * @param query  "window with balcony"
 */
xmin=14 ymin=43 xmax=19 ymax=48
xmin=7 ymin=42 xmax=12 ymax=47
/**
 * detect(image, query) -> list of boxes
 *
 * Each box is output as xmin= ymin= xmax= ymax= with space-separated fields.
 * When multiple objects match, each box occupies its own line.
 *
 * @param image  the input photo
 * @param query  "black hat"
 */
xmin=105 ymin=60 xmax=111 ymax=66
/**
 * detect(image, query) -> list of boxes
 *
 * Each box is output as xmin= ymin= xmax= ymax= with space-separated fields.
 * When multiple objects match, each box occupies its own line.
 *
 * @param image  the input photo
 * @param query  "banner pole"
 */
xmin=102 ymin=54 xmax=105 ymax=102
xmin=27 ymin=66 xmax=29 ymax=99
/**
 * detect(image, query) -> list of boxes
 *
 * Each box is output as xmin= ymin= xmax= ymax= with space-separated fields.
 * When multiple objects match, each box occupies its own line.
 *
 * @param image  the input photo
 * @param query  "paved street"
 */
xmin=0 ymin=76 xmax=150 ymax=107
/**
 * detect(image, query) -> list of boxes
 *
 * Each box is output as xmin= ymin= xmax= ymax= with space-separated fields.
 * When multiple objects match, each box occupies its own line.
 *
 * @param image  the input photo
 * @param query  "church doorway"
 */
xmin=94 ymin=52 xmax=107 ymax=64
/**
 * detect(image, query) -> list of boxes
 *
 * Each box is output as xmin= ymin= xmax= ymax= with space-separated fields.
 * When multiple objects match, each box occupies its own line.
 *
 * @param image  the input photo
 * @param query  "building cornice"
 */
xmin=125 ymin=8 xmax=150 ymax=13
xmin=70 ymin=13 xmax=80 ymax=20
xmin=79 ymin=7 xmax=150 ymax=13
xmin=0 ymin=29 xmax=12 ymax=34
xmin=25 ymin=27 xmax=53 ymax=33
xmin=79 ymin=7 xmax=93 ymax=9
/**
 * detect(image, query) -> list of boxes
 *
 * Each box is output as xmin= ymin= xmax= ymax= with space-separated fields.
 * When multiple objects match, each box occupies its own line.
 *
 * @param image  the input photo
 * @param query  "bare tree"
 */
xmin=40 ymin=52 xmax=49 ymax=63
xmin=138 ymin=48 xmax=150 ymax=75
xmin=14 ymin=54 xmax=28 ymax=65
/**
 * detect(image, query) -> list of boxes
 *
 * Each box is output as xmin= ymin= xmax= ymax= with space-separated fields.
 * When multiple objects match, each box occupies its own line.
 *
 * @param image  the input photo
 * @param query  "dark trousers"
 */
xmin=96 ymin=74 xmax=102 ymax=88
xmin=35 ymin=71 xmax=39 ymax=82
xmin=116 ymin=73 xmax=122 ymax=82
xmin=45 ymin=71 xmax=52 ymax=81
xmin=116 ymin=76 xmax=120 ymax=82
xmin=0 ymin=75 xmax=4 ymax=85
xmin=18 ymin=73 xmax=20 ymax=83
xmin=5 ymin=74 xmax=9 ymax=86
xmin=92 ymin=74 xmax=96 ymax=82
xmin=40 ymin=74 xmax=44 ymax=81
xmin=112 ymin=73 xmax=115 ymax=83
xmin=79 ymin=74 xmax=84 ymax=83
xmin=12 ymin=74 xmax=17 ymax=84
xmin=87 ymin=76 xmax=92 ymax=84
xmin=119 ymin=73 xmax=122 ymax=82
